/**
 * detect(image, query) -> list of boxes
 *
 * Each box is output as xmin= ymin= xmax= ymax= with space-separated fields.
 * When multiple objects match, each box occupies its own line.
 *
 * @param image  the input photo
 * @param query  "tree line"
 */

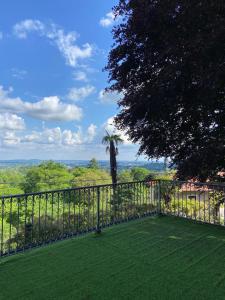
xmin=0 ymin=160 xmax=171 ymax=196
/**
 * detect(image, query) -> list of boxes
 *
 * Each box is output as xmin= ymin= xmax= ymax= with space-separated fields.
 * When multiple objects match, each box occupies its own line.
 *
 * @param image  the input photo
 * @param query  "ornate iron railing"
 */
xmin=1 ymin=179 xmax=225 ymax=257
xmin=160 ymin=180 xmax=225 ymax=226
xmin=0 ymin=181 xmax=158 ymax=257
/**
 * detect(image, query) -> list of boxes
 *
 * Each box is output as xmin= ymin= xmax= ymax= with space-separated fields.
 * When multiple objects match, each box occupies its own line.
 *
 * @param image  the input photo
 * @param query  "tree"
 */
xmin=88 ymin=158 xmax=100 ymax=169
xmin=131 ymin=167 xmax=150 ymax=181
xmin=118 ymin=169 xmax=133 ymax=182
xmin=71 ymin=167 xmax=111 ymax=186
xmin=21 ymin=161 xmax=72 ymax=193
xmin=118 ymin=167 xmax=151 ymax=182
xmin=106 ymin=0 xmax=225 ymax=181
xmin=0 ymin=168 xmax=24 ymax=195
xmin=102 ymin=131 xmax=123 ymax=184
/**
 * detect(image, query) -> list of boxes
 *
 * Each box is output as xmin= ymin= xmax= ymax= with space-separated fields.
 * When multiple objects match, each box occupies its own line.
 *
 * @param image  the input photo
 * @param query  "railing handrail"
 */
xmin=159 ymin=179 xmax=225 ymax=188
xmin=0 ymin=180 xmax=155 ymax=199
xmin=1 ymin=177 xmax=225 ymax=258
xmin=0 ymin=180 xmax=157 ymax=257
xmin=2 ymin=178 xmax=225 ymax=199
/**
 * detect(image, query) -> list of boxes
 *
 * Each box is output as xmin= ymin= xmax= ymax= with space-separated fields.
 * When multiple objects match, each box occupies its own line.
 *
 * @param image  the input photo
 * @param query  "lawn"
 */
xmin=0 ymin=216 xmax=225 ymax=300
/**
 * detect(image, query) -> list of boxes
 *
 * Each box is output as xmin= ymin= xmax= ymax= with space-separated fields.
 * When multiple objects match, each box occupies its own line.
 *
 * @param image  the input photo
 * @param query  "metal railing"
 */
xmin=160 ymin=180 xmax=225 ymax=226
xmin=0 ymin=181 xmax=159 ymax=257
xmin=1 ymin=179 xmax=225 ymax=258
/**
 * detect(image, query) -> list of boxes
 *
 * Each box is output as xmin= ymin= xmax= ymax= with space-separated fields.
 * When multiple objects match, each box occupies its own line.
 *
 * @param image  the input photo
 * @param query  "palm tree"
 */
xmin=102 ymin=131 xmax=123 ymax=184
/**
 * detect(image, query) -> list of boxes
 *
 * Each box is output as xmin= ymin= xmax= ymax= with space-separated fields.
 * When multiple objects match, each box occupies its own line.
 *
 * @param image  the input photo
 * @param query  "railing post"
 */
xmin=158 ymin=180 xmax=162 ymax=215
xmin=96 ymin=186 xmax=101 ymax=234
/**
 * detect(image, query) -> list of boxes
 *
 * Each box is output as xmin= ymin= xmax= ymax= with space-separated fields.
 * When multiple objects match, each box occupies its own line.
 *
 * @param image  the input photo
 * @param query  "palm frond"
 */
xmin=105 ymin=130 xmax=110 ymax=136
xmin=102 ymin=136 xmax=111 ymax=144
xmin=106 ymin=146 xmax=110 ymax=154
xmin=102 ymin=130 xmax=112 ymax=144
xmin=112 ymin=135 xmax=123 ymax=145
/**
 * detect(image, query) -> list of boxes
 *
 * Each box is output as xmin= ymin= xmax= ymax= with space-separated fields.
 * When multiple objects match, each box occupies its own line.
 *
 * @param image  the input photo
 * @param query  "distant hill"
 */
xmin=0 ymin=159 xmax=166 ymax=172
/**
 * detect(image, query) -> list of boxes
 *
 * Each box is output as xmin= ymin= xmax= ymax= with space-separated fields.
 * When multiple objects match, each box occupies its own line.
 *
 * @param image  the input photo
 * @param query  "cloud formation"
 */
xmin=13 ymin=19 xmax=45 ymax=38
xmin=86 ymin=124 xmax=97 ymax=142
xmin=73 ymin=71 xmax=88 ymax=82
xmin=104 ymin=116 xmax=132 ymax=145
xmin=0 ymin=85 xmax=82 ymax=121
xmin=1 ymin=131 xmax=21 ymax=147
xmin=13 ymin=19 xmax=92 ymax=67
xmin=67 ymin=85 xmax=96 ymax=102
xmin=0 ymin=113 xmax=25 ymax=131
xmin=100 ymin=12 xmax=115 ymax=27
xmin=22 ymin=124 xmax=97 ymax=146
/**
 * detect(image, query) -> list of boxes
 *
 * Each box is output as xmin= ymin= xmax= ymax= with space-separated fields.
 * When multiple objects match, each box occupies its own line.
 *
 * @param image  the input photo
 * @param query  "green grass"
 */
xmin=0 ymin=216 xmax=225 ymax=300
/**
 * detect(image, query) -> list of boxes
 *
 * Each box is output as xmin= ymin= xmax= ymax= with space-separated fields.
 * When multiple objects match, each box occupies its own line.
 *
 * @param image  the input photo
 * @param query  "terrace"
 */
xmin=1 ymin=180 xmax=225 ymax=299
xmin=1 ymin=216 xmax=225 ymax=299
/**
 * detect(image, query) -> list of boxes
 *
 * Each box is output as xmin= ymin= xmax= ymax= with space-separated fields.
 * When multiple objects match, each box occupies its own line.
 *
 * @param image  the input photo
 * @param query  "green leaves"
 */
xmin=106 ymin=0 xmax=225 ymax=180
xmin=21 ymin=161 xmax=72 ymax=193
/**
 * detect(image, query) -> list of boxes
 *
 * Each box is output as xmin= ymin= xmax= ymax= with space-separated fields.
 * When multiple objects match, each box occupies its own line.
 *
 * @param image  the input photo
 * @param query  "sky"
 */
xmin=0 ymin=0 xmax=146 ymax=161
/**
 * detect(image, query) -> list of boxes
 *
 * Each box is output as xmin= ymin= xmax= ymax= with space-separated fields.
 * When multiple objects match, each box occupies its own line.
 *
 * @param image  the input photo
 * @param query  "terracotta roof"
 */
xmin=179 ymin=171 xmax=225 ymax=192
xmin=179 ymin=182 xmax=210 ymax=192
xmin=217 ymin=171 xmax=225 ymax=177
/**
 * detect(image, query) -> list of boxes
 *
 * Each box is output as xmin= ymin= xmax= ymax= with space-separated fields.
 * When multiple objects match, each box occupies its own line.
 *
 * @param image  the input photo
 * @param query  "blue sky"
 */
xmin=0 ymin=0 xmax=146 ymax=161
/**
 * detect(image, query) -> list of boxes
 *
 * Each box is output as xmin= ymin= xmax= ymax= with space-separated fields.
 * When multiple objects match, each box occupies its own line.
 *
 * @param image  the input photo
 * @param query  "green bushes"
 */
xmin=118 ymin=167 xmax=156 ymax=182
xmin=0 ymin=161 xmax=158 ymax=254
xmin=0 ymin=160 xmax=113 ymax=196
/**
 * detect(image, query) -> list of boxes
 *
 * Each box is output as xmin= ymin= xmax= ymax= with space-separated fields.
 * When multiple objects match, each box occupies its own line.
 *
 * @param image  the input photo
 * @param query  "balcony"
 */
xmin=1 ymin=215 xmax=225 ymax=299
xmin=1 ymin=180 xmax=225 ymax=255
xmin=0 ymin=180 xmax=225 ymax=299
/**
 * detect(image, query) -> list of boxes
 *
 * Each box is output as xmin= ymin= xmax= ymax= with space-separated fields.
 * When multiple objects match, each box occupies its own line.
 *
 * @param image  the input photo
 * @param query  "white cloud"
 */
xmin=99 ymin=90 xmax=121 ymax=105
xmin=22 ymin=124 xmax=97 ymax=146
xmin=1 ymin=131 xmax=21 ymax=147
xmin=23 ymin=127 xmax=62 ymax=145
xmin=22 ymin=131 xmax=41 ymax=143
xmin=0 ymin=118 xmax=139 ymax=158
xmin=25 ymin=96 xmax=82 ymax=121
xmin=13 ymin=19 xmax=93 ymax=67
xmin=13 ymin=19 xmax=45 ymax=38
xmin=62 ymin=129 xmax=83 ymax=145
xmin=53 ymin=29 xmax=92 ymax=67
xmin=86 ymin=124 xmax=97 ymax=142
xmin=0 ymin=85 xmax=82 ymax=121
xmin=100 ymin=12 xmax=115 ymax=27
xmin=73 ymin=71 xmax=88 ymax=82
xmin=67 ymin=85 xmax=95 ymax=102
xmin=0 ymin=113 xmax=25 ymax=131
xmin=104 ymin=116 xmax=132 ymax=145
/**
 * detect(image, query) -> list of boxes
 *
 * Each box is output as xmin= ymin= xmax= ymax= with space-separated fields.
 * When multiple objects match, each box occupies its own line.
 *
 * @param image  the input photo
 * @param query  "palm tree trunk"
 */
xmin=110 ymin=141 xmax=117 ymax=185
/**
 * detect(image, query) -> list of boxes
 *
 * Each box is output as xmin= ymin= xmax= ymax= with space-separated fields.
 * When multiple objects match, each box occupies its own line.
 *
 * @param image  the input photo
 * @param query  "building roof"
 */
xmin=179 ymin=181 xmax=210 ymax=192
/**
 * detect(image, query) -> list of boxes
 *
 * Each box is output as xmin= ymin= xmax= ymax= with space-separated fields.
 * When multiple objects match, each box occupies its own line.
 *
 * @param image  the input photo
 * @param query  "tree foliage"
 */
xmin=131 ymin=167 xmax=151 ymax=181
xmin=118 ymin=167 xmax=152 ymax=182
xmin=118 ymin=169 xmax=133 ymax=182
xmin=20 ymin=161 xmax=112 ymax=193
xmin=71 ymin=167 xmax=111 ymax=186
xmin=0 ymin=168 xmax=24 ymax=195
xmin=21 ymin=161 xmax=72 ymax=193
xmin=88 ymin=158 xmax=100 ymax=169
xmin=106 ymin=0 xmax=225 ymax=181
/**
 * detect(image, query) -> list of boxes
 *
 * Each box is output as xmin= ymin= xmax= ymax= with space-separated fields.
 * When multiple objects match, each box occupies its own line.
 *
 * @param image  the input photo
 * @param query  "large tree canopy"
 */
xmin=106 ymin=0 xmax=225 ymax=181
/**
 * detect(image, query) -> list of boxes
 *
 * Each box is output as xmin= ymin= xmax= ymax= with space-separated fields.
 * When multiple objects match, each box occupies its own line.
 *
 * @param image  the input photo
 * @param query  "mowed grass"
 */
xmin=1 ymin=216 xmax=225 ymax=300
